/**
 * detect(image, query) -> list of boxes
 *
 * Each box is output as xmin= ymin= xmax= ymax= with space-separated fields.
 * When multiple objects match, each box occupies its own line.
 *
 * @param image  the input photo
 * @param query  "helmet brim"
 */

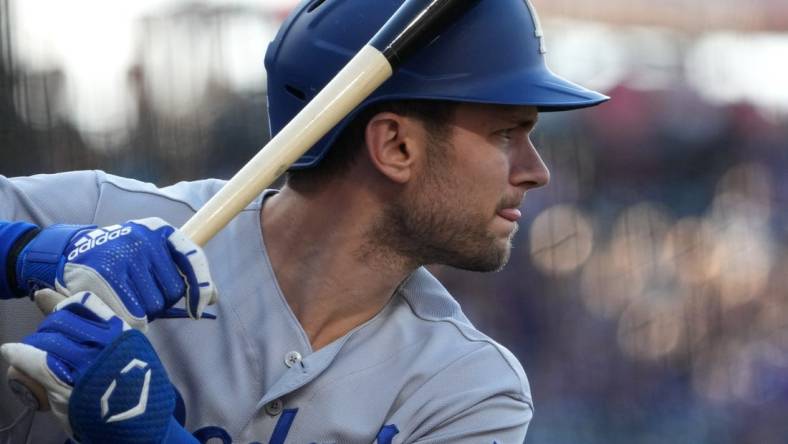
xmin=372 ymin=65 xmax=610 ymax=112
xmin=523 ymin=69 xmax=611 ymax=112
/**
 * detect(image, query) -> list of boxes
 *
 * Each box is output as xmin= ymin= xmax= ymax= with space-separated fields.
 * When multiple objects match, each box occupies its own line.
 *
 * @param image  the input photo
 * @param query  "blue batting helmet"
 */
xmin=265 ymin=0 xmax=609 ymax=169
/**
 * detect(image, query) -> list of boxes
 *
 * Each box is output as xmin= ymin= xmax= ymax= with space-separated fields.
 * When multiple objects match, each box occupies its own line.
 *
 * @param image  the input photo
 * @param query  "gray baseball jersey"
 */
xmin=0 ymin=171 xmax=533 ymax=443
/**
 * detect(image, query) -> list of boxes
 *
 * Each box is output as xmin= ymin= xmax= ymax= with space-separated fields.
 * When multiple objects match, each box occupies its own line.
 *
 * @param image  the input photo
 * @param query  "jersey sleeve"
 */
xmin=410 ymin=395 xmax=532 ymax=444
xmin=0 ymin=170 xmax=103 ymax=225
xmin=394 ymin=343 xmax=534 ymax=444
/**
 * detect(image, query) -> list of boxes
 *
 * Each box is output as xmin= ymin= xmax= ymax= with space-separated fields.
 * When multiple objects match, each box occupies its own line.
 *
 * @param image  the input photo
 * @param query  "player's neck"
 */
xmin=260 ymin=184 xmax=414 ymax=351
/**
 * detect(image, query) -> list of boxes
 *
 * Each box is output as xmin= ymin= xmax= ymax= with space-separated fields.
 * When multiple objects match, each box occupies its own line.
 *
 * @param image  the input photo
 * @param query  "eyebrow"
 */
xmin=506 ymin=115 xmax=539 ymax=128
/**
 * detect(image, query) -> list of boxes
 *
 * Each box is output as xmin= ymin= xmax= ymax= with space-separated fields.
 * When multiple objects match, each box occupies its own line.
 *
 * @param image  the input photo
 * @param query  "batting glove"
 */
xmin=0 ymin=292 xmax=198 ymax=444
xmin=14 ymin=217 xmax=217 ymax=330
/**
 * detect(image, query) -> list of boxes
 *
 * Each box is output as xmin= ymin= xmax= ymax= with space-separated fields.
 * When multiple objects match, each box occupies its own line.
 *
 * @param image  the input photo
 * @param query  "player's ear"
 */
xmin=364 ymin=112 xmax=425 ymax=184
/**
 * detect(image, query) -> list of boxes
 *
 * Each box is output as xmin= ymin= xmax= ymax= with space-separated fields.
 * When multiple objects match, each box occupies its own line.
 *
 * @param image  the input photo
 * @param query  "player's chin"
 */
xmin=494 ymin=236 xmax=515 ymax=267
xmin=451 ymin=239 xmax=512 ymax=273
xmin=491 ymin=228 xmax=517 ymax=268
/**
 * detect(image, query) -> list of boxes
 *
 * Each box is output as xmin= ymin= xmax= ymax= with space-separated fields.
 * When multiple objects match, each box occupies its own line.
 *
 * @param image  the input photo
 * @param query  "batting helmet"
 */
xmin=265 ymin=0 xmax=609 ymax=169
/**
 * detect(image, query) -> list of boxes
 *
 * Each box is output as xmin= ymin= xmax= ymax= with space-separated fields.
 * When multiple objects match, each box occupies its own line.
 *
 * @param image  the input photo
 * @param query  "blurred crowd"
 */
xmin=436 ymin=81 xmax=788 ymax=443
xmin=1 ymin=1 xmax=787 ymax=443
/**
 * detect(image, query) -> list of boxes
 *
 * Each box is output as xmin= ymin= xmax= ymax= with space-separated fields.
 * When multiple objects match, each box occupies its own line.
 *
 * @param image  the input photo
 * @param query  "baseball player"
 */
xmin=0 ymin=0 xmax=608 ymax=443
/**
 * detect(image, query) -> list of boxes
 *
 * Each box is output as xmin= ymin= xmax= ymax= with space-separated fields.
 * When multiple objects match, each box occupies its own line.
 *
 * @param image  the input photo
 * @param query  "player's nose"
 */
xmin=510 ymin=137 xmax=550 ymax=190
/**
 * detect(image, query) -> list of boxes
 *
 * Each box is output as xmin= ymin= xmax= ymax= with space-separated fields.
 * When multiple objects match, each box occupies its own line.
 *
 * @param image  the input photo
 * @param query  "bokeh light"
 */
xmin=580 ymin=203 xmax=673 ymax=319
xmin=662 ymin=217 xmax=718 ymax=287
xmin=529 ymin=204 xmax=594 ymax=276
xmin=617 ymin=292 xmax=684 ymax=361
xmin=709 ymin=215 xmax=773 ymax=308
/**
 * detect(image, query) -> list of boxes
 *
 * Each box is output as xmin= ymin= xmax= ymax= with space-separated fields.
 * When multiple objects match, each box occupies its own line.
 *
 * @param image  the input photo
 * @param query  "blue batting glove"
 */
xmin=15 ymin=217 xmax=217 ymax=330
xmin=0 ymin=292 xmax=198 ymax=444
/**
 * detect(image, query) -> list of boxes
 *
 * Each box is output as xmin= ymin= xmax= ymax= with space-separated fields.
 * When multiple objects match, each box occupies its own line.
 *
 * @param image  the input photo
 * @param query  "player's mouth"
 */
xmin=497 ymin=208 xmax=522 ymax=222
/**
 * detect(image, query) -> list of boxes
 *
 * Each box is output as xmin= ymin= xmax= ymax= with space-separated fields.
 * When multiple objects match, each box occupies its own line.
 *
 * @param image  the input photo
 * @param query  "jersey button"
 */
xmin=265 ymin=399 xmax=284 ymax=416
xmin=284 ymin=351 xmax=302 ymax=368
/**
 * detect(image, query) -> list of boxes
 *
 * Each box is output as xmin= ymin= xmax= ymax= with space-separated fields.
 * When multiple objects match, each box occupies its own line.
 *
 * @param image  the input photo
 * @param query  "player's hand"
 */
xmin=16 ymin=217 xmax=218 ymax=331
xmin=0 ymin=292 xmax=198 ymax=444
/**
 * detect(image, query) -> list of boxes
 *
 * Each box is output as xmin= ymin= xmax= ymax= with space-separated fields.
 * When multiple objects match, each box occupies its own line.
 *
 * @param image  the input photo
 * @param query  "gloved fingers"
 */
xmin=61 ymin=264 xmax=148 ymax=331
xmin=20 ymin=293 xmax=128 ymax=382
xmin=128 ymin=217 xmax=199 ymax=314
xmin=32 ymin=288 xmax=68 ymax=315
xmin=53 ymin=291 xmax=131 ymax=328
xmin=1 ymin=342 xmax=74 ymax=432
xmin=0 ymin=342 xmax=74 ymax=399
xmin=52 ymin=217 xmax=215 ymax=327
xmin=166 ymin=229 xmax=218 ymax=319
xmin=144 ymin=247 xmax=186 ymax=307
xmin=35 ymin=308 xmax=125 ymax=352
xmin=1 ymin=292 xmax=122 ymax=390
xmin=60 ymin=220 xmax=160 ymax=322
xmin=20 ymin=332 xmax=84 ymax=385
xmin=34 ymin=314 xmax=110 ymax=350
xmin=1 ymin=292 xmax=126 ymax=439
xmin=124 ymin=260 xmax=172 ymax=318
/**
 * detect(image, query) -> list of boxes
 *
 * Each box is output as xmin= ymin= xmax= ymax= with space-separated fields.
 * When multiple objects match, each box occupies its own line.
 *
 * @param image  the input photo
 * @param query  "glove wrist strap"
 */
xmin=0 ymin=221 xmax=40 ymax=298
xmin=17 ymin=224 xmax=91 ymax=295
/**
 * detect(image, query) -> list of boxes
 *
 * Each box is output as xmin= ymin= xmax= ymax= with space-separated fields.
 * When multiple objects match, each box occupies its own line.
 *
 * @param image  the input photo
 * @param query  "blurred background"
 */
xmin=1 ymin=0 xmax=787 ymax=442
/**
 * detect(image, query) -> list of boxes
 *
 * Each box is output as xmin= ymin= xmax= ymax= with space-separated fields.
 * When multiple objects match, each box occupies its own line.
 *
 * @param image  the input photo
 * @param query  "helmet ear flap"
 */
xmin=266 ymin=0 xmax=609 ymax=170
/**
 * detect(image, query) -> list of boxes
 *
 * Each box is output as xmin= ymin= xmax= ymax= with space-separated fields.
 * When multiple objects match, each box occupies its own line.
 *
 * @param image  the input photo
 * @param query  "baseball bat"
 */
xmin=8 ymin=0 xmax=480 ymax=412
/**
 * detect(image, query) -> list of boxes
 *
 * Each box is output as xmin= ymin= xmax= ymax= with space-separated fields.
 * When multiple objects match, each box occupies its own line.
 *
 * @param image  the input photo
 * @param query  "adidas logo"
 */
xmin=68 ymin=225 xmax=133 ymax=260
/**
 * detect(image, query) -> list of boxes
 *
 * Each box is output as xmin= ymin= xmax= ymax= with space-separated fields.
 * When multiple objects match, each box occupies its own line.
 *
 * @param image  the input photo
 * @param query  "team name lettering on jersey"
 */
xmin=191 ymin=417 xmax=399 ymax=444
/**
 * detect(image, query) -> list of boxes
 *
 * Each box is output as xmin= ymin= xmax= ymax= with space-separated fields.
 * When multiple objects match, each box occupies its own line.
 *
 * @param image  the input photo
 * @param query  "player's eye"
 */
xmin=496 ymin=128 xmax=515 ymax=141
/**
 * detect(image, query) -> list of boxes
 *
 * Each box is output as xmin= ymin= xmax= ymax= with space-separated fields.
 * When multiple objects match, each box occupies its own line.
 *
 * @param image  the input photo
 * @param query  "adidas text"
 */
xmin=68 ymin=227 xmax=133 ymax=260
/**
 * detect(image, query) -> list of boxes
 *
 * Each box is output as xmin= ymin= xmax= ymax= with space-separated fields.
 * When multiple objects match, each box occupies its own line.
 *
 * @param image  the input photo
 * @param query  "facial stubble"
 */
xmin=368 ymin=137 xmax=516 ymax=273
